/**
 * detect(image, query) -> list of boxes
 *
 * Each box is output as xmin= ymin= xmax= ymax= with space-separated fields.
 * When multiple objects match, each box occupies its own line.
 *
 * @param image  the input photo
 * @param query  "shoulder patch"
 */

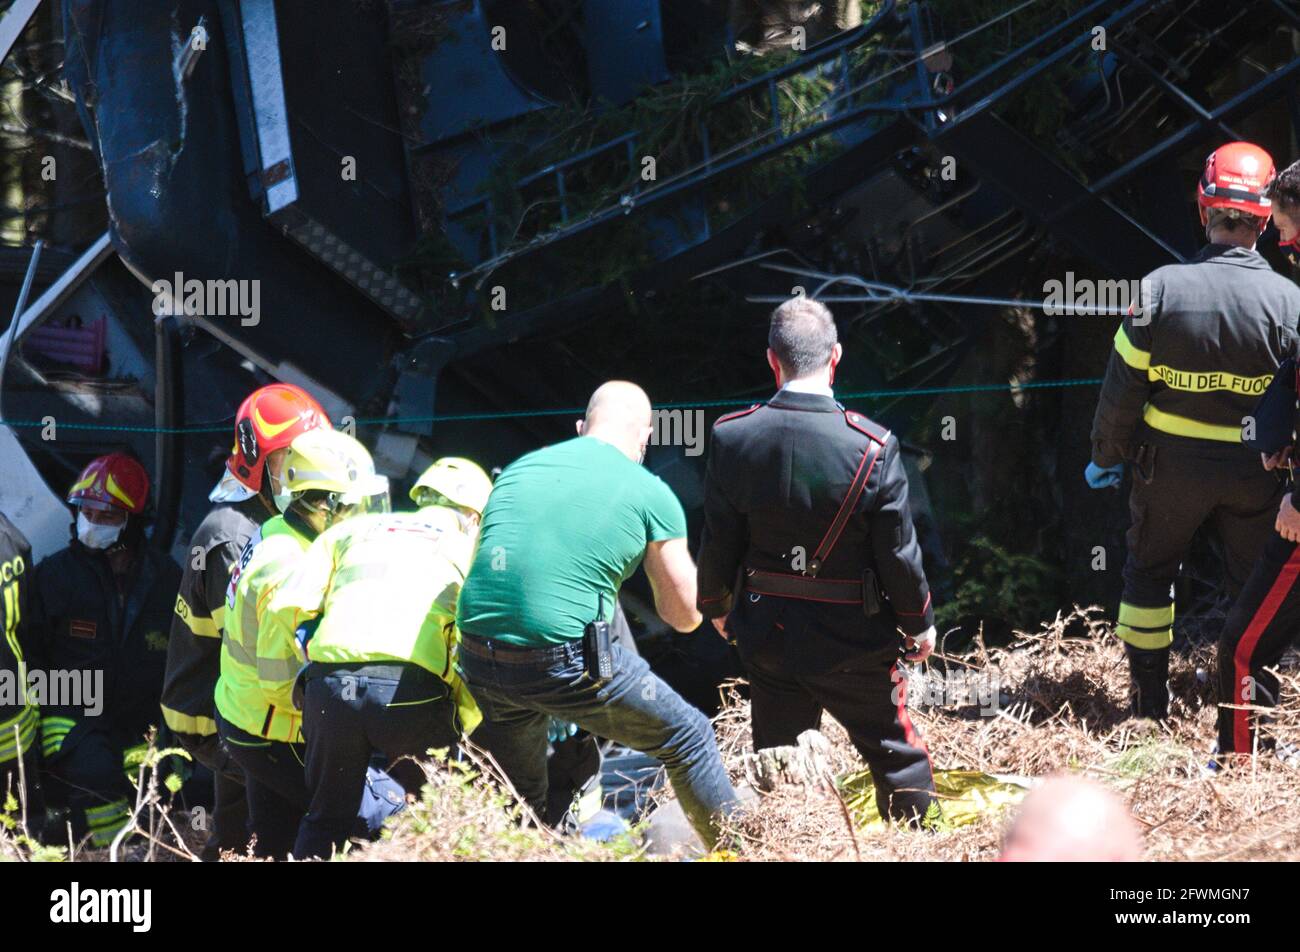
xmin=714 ymin=403 xmax=762 ymax=426
xmin=843 ymin=409 xmax=889 ymax=444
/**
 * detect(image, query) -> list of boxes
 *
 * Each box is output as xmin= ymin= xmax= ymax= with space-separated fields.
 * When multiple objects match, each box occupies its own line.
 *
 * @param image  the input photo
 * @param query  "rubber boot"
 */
xmin=1125 ymin=644 xmax=1170 ymax=720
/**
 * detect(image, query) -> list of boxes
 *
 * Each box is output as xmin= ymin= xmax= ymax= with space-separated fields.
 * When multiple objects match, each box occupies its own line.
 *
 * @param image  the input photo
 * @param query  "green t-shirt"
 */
xmin=458 ymin=436 xmax=688 ymax=646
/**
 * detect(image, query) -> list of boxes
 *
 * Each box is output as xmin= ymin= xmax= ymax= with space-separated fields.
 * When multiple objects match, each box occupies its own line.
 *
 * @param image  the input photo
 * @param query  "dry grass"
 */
xmin=720 ymin=607 xmax=1300 ymax=861
xmin=10 ymin=607 xmax=1300 ymax=861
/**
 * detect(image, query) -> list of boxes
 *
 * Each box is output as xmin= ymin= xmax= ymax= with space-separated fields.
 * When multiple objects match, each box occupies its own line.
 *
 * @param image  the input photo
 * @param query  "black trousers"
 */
xmin=1117 ymin=444 xmax=1280 ymax=648
xmin=176 ymin=730 xmax=251 ymax=861
xmin=744 ymin=644 xmax=936 ymax=823
xmin=294 ymin=662 xmax=455 ymax=859
xmin=42 ymin=728 xmax=133 ymax=849
xmin=216 ymin=713 xmax=310 ymax=859
xmin=1217 ymin=529 xmax=1300 ymax=755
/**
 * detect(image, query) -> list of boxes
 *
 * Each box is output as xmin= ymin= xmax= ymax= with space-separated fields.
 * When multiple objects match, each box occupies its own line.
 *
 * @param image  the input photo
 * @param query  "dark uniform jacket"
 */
xmin=29 ymin=540 xmax=181 ymax=755
xmin=162 ymin=500 xmax=266 ymax=739
xmin=0 ymin=512 xmax=36 ymax=765
xmin=1092 ymin=244 xmax=1300 ymax=467
xmin=697 ymin=389 xmax=934 ymax=675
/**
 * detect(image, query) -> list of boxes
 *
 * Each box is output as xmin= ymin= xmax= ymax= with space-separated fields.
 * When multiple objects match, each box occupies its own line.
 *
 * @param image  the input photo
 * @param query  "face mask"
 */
xmin=77 ymin=512 xmax=123 ymax=550
xmin=272 ymin=487 xmax=294 ymax=514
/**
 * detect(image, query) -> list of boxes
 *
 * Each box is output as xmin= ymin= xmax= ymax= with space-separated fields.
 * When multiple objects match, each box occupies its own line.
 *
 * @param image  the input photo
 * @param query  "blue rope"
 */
xmin=0 ymin=377 xmax=1103 ymax=435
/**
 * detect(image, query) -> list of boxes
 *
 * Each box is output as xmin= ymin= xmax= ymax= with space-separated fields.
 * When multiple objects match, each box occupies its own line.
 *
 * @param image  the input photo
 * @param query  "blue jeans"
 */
xmin=459 ymin=639 xmax=737 ymax=848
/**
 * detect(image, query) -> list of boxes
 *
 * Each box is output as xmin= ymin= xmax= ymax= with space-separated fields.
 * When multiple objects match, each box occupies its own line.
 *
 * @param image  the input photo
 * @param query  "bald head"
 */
xmin=578 ymin=381 xmax=654 ymax=462
xmin=1001 ymin=775 xmax=1142 ymax=862
xmin=585 ymin=381 xmax=652 ymax=428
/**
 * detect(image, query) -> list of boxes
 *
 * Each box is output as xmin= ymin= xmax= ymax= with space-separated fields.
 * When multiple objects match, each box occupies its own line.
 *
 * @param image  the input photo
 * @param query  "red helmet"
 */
xmin=227 ymin=383 xmax=331 ymax=492
xmin=1197 ymin=142 xmax=1275 ymax=219
xmin=67 ymin=453 xmax=150 ymax=515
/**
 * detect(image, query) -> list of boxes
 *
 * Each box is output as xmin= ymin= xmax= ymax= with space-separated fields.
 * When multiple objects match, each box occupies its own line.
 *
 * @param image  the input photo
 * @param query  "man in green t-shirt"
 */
xmin=458 ymin=381 xmax=737 ymax=848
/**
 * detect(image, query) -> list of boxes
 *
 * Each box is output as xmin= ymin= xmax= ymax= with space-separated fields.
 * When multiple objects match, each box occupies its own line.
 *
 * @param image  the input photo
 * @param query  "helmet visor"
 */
xmin=339 ymin=474 xmax=391 ymax=515
xmin=209 ymin=466 xmax=257 ymax=504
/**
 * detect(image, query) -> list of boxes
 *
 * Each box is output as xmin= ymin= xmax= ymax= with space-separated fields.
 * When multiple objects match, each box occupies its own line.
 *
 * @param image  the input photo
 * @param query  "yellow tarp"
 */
xmin=840 ymin=769 xmax=1029 ymax=830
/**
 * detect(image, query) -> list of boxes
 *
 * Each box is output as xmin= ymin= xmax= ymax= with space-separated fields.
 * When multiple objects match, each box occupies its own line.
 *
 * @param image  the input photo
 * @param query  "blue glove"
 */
xmin=295 ymin=617 xmax=321 ymax=652
xmin=1085 ymin=461 xmax=1123 ymax=489
xmin=547 ymin=718 xmax=578 ymax=744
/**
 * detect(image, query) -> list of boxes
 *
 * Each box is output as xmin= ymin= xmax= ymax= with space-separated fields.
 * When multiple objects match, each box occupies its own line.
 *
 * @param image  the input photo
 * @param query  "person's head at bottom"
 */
xmin=1000 ymin=774 xmax=1141 ymax=862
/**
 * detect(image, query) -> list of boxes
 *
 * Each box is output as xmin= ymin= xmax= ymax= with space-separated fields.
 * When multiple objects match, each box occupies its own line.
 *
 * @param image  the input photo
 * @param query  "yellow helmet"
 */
xmin=409 ymin=457 xmax=492 ymax=515
xmin=278 ymin=429 xmax=389 ymax=516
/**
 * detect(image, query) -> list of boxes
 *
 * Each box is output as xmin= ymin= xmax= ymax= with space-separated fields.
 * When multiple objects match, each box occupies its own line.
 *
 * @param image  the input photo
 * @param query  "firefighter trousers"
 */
xmin=1118 ymin=444 xmax=1281 ymax=649
xmin=41 ymin=727 xmax=133 ymax=849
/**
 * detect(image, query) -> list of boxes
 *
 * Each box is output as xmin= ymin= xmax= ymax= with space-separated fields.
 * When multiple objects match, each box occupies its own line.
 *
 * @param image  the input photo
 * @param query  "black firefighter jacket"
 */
xmin=161 ymin=499 xmax=266 ymax=740
xmin=696 ymin=389 xmax=934 ymax=675
xmin=1091 ymin=244 xmax=1300 ymax=467
xmin=29 ymin=540 xmax=180 ymax=756
xmin=0 ymin=512 xmax=35 ymax=764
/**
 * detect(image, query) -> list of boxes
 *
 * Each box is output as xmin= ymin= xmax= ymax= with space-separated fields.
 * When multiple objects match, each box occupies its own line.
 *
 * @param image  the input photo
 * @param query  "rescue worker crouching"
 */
xmin=1088 ymin=141 xmax=1300 ymax=720
xmin=162 ymin=382 xmax=331 ymax=860
xmin=213 ymin=428 xmax=402 ymax=858
xmin=267 ymin=457 xmax=492 ymax=858
xmin=30 ymin=454 xmax=180 ymax=848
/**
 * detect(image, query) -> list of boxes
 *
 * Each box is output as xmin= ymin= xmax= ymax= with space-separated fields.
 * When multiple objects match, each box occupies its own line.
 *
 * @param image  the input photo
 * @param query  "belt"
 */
xmin=744 ymin=569 xmax=864 ymax=604
xmin=302 ymin=661 xmax=423 ymax=682
xmin=459 ymin=635 xmax=582 ymax=665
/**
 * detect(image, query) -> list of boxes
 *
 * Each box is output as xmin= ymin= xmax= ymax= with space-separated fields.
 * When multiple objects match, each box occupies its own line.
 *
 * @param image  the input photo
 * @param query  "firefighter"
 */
xmin=267 ymin=457 xmax=492 ymax=858
xmin=161 ymin=383 xmax=330 ymax=861
xmin=29 ymin=454 xmax=180 ymax=848
xmin=0 ymin=510 xmax=40 ymax=837
xmin=1089 ymin=141 xmax=1300 ymax=720
xmin=1217 ymin=158 xmax=1300 ymax=759
xmin=696 ymin=296 xmax=939 ymax=825
xmin=213 ymin=427 xmax=401 ymax=858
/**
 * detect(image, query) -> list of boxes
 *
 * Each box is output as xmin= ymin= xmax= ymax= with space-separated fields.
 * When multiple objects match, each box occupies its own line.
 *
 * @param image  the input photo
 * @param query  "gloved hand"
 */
xmin=547 ymin=718 xmax=578 ymax=744
xmin=294 ymin=617 xmax=321 ymax=654
xmin=904 ymin=626 xmax=936 ymax=663
xmin=1084 ymin=461 xmax=1123 ymax=489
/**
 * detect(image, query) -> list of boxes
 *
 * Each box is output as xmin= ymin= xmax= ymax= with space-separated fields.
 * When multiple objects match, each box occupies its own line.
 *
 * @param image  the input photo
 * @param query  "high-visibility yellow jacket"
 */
xmin=214 ymin=516 xmax=310 ymax=743
xmin=266 ymin=506 xmax=481 ymax=735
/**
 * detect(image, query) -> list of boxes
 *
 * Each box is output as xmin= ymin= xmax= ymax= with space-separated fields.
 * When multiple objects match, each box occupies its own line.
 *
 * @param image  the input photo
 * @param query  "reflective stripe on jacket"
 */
xmin=214 ymin=516 xmax=309 ymax=742
xmin=1092 ymin=244 xmax=1300 ymax=465
xmin=162 ymin=501 xmax=265 ymax=738
xmin=267 ymin=507 xmax=482 ymax=735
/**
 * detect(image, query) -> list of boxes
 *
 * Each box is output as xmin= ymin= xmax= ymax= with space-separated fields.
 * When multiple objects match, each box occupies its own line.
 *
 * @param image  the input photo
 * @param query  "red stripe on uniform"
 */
xmin=896 ymin=592 xmax=933 ymax=618
xmin=1233 ymin=546 xmax=1300 ymax=753
xmin=891 ymin=661 xmax=934 ymax=774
